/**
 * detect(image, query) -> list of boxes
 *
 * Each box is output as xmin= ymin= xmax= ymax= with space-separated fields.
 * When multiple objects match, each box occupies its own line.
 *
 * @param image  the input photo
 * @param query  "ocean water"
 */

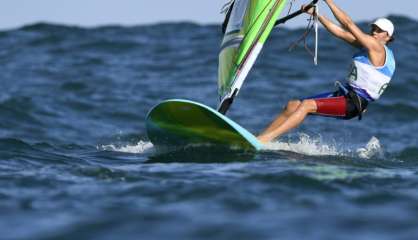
xmin=1 ymin=15 xmax=418 ymax=239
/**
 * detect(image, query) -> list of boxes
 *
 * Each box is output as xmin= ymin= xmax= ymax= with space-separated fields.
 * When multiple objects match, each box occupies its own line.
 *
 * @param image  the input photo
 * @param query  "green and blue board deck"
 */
xmin=146 ymin=99 xmax=262 ymax=151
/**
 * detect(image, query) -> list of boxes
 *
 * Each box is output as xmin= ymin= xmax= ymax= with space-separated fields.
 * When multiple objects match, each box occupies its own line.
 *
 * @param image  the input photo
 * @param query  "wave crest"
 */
xmin=100 ymin=140 xmax=154 ymax=154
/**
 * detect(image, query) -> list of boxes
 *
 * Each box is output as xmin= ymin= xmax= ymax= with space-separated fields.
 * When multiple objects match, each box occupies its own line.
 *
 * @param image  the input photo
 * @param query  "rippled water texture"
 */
xmin=1 ymin=15 xmax=418 ymax=239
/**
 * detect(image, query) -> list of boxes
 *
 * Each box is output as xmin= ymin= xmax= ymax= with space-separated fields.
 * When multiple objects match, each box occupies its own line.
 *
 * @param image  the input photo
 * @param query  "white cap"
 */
xmin=372 ymin=18 xmax=394 ymax=37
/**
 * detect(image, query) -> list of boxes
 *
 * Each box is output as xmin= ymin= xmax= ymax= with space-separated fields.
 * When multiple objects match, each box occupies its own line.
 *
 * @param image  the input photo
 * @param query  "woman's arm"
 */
xmin=318 ymin=14 xmax=361 ymax=47
xmin=302 ymin=4 xmax=359 ymax=47
xmin=323 ymin=0 xmax=383 ymax=53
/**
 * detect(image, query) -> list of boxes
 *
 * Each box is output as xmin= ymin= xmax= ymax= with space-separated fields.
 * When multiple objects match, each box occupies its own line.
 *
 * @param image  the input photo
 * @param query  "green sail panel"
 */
xmin=218 ymin=0 xmax=288 ymax=106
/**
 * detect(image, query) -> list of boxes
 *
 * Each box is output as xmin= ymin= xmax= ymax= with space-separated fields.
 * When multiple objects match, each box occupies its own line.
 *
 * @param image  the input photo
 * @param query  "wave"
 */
xmin=18 ymin=22 xmax=84 ymax=32
xmin=395 ymin=147 xmax=418 ymax=163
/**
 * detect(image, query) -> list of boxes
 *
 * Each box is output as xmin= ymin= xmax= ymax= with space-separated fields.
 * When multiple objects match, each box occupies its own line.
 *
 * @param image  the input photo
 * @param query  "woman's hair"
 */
xmin=388 ymin=35 xmax=395 ymax=44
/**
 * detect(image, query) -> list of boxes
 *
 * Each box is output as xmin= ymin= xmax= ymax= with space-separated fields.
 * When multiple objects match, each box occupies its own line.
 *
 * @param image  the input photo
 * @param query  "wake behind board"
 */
xmin=146 ymin=99 xmax=262 ymax=151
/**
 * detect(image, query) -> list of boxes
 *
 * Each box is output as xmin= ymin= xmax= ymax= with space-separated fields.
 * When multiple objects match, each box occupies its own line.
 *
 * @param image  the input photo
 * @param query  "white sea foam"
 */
xmin=99 ymin=135 xmax=384 ymax=159
xmin=356 ymin=136 xmax=384 ymax=159
xmin=100 ymin=140 xmax=154 ymax=154
xmin=262 ymin=133 xmax=384 ymax=159
xmin=262 ymin=133 xmax=341 ymax=156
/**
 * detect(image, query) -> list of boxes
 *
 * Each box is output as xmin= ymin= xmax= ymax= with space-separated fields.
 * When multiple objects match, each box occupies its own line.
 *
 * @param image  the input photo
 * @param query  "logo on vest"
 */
xmin=378 ymin=83 xmax=389 ymax=95
xmin=348 ymin=64 xmax=358 ymax=81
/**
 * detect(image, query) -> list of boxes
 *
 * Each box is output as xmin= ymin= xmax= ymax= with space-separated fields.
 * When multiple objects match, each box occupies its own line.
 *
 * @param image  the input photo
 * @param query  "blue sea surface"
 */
xmin=1 ymin=15 xmax=418 ymax=239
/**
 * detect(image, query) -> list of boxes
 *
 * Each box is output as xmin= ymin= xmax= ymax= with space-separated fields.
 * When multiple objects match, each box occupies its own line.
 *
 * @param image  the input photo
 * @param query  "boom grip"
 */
xmin=274 ymin=0 xmax=319 ymax=26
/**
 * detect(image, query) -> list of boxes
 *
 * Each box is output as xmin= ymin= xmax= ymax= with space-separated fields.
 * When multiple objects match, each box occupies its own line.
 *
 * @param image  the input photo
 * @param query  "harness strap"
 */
xmin=348 ymin=90 xmax=363 ymax=120
xmin=335 ymin=81 xmax=364 ymax=120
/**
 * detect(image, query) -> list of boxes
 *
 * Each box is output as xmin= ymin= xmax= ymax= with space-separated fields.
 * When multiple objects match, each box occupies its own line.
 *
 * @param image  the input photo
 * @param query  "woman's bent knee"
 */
xmin=301 ymin=99 xmax=317 ymax=112
xmin=286 ymin=100 xmax=301 ymax=111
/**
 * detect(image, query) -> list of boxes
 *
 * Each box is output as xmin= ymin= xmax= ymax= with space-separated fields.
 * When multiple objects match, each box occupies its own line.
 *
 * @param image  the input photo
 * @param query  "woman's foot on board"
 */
xmin=257 ymin=134 xmax=273 ymax=144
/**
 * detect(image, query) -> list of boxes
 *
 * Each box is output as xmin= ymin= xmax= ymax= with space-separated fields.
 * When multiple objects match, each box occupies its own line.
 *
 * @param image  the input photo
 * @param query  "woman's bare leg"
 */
xmin=259 ymin=100 xmax=301 ymax=134
xmin=258 ymin=99 xmax=317 ymax=143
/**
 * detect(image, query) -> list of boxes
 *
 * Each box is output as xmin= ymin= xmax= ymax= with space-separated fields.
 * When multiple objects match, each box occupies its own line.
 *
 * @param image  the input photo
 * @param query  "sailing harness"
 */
xmin=335 ymin=81 xmax=368 ymax=120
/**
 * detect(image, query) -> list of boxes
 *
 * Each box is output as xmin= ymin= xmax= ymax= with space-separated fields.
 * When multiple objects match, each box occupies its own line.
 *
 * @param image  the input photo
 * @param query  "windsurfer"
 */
xmin=257 ymin=0 xmax=396 ymax=143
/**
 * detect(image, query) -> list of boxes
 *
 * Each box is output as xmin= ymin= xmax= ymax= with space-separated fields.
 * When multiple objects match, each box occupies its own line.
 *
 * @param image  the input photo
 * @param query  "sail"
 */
xmin=218 ymin=0 xmax=288 ymax=113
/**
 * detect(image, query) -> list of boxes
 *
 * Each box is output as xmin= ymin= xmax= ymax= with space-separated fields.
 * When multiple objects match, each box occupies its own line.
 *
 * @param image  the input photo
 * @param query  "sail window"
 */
xmin=225 ymin=0 xmax=249 ymax=34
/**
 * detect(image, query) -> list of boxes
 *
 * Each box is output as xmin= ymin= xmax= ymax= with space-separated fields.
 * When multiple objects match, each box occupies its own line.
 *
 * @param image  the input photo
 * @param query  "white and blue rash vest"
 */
xmin=346 ymin=46 xmax=396 ymax=101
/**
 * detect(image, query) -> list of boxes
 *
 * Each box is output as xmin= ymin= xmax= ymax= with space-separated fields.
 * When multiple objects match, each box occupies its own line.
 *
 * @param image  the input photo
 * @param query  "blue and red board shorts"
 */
xmin=304 ymin=89 xmax=369 ymax=120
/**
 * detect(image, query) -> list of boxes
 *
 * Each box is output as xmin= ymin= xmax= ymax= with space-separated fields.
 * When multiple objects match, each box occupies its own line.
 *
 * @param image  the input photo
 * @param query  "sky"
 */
xmin=0 ymin=0 xmax=416 ymax=30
